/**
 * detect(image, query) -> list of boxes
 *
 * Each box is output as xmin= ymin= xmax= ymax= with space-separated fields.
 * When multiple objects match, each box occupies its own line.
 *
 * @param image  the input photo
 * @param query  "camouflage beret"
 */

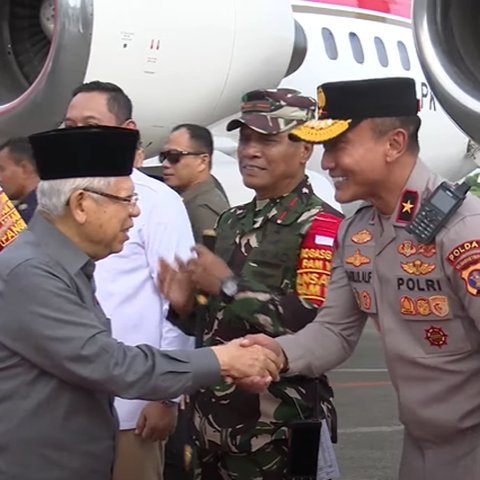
xmin=226 ymin=88 xmax=317 ymax=135
xmin=290 ymin=77 xmax=420 ymax=144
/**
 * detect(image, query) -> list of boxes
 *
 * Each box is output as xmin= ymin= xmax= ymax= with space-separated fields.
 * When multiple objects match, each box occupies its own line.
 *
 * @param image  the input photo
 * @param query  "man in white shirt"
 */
xmin=64 ymin=81 xmax=195 ymax=480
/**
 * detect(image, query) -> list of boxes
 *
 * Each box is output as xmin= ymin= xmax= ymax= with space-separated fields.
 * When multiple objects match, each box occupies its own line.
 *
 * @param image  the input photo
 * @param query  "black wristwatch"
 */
xmin=219 ymin=276 xmax=239 ymax=304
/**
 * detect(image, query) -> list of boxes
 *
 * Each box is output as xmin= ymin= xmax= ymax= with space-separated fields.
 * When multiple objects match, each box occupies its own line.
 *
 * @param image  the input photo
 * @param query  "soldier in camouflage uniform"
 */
xmin=160 ymin=88 xmax=343 ymax=479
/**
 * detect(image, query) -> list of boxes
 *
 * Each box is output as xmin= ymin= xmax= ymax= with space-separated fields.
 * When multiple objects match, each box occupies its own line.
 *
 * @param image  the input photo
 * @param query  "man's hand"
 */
xmin=158 ymin=257 xmax=195 ymax=316
xmin=135 ymin=401 xmax=178 ymax=441
xmin=240 ymin=334 xmax=285 ymax=363
xmin=187 ymin=244 xmax=234 ymax=295
xmin=233 ymin=334 xmax=288 ymax=393
xmin=211 ymin=339 xmax=282 ymax=383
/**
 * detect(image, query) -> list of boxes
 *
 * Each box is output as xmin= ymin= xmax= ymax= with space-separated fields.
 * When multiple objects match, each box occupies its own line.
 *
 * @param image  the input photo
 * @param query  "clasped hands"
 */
xmin=158 ymin=245 xmax=287 ymax=392
xmin=212 ymin=334 xmax=288 ymax=393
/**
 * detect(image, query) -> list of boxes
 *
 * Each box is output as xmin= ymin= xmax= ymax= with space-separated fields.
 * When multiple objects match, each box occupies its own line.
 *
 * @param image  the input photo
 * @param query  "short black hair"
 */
xmin=172 ymin=124 xmax=214 ymax=157
xmin=0 ymin=137 xmax=37 ymax=172
xmin=371 ymin=116 xmax=421 ymax=155
xmin=71 ymin=81 xmax=133 ymax=124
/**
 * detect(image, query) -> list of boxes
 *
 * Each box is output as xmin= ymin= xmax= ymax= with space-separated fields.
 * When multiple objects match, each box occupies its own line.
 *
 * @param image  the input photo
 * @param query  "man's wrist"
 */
xmin=280 ymin=349 xmax=289 ymax=374
xmin=219 ymin=275 xmax=240 ymax=304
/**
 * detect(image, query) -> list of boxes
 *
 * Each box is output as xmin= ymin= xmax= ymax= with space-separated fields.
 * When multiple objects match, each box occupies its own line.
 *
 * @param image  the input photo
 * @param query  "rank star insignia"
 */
xmin=345 ymin=249 xmax=371 ymax=267
xmin=351 ymin=229 xmax=373 ymax=245
xmin=398 ymin=240 xmax=417 ymax=257
xmin=401 ymin=260 xmax=436 ymax=276
xmin=396 ymin=189 xmax=418 ymax=223
xmin=402 ymin=200 xmax=414 ymax=214
xmin=425 ymin=326 xmax=448 ymax=348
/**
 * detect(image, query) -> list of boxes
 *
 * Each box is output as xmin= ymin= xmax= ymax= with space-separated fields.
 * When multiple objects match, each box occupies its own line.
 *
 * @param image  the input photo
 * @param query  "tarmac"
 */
xmin=329 ymin=321 xmax=403 ymax=480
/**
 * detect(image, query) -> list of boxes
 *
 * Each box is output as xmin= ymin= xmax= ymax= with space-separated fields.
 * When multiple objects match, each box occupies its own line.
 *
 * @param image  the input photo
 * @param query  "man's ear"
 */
xmin=300 ymin=141 xmax=314 ymax=165
xmin=123 ymin=119 xmax=137 ymax=130
xmin=133 ymin=148 xmax=145 ymax=168
xmin=67 ymin=190 xmax=90 ymax=224
xmin=385 ymin=128 xmax=408 ymax=163
xmin=20 ymin=160 xmax=36 ymax=176
xmin=199 ymin=154 xmax=210 ymax=171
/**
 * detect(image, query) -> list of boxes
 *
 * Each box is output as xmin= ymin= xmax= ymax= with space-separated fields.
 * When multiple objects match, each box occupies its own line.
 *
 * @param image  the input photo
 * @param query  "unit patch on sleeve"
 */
xmin=345 ymin=249 xmax=371 ymax=268
xmin=400 ymin=260 xmax=436 ymax=276
xmin=461 ymin=265 xmax=480 ymax=296
xmin=296 ymin=212 xmax=342 ymax=306
xmin=424 ymin=326 xmax=448 ymax=348
xmin=351 ymin=229 xmax=373 ymax=245
xmin=447 ymin=240 xmax=480 ymax=265
xmin=445 ymin=240 xmax=480 ymax=295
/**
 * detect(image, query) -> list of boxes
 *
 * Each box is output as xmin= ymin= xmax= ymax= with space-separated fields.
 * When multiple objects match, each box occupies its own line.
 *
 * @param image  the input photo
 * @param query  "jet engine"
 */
xmin=0 ymin=0 xmax=306 ymax=156
xmin=413 ymin=0 xmax=480 ymax=145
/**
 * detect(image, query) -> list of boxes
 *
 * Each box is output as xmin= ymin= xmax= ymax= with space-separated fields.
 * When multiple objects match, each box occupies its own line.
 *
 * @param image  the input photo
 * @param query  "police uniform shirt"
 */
xmin=278 ymin=160 xmax=480 ymax=451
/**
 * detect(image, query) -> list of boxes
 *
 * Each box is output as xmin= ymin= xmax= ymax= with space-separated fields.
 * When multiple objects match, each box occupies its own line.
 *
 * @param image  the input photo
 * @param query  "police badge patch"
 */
xmin=425 ymin=326 xmax=448 ymax=348
xmin=351 ymin=229 xmax=373 ymax=245
xmin=345 ymin=249 xmax=371 ymax=267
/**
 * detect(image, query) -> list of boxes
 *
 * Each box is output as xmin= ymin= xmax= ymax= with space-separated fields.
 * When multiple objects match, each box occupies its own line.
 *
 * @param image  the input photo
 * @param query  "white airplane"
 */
xmin=0 ymin=0 xmax=477 ymax=207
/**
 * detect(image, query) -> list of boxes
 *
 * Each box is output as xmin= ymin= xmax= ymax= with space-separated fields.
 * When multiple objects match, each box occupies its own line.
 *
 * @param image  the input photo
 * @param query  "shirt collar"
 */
xmin=371 ymin=160 xmax=439 ymax=228
xmin=28 ymin=212 xmax=94 ymax=277
xmin=251 ymin=176 xmax=315 ymax=226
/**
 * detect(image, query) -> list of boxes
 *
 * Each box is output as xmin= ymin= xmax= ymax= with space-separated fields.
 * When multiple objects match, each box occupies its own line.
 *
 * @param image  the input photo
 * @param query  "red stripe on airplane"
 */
xmin=302 ymin=0 xmax=411 ymax=19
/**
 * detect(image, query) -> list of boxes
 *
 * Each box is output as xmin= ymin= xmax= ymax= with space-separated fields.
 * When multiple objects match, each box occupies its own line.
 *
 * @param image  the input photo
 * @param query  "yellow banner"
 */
xmin=0 ymin=190 xmax=26 ymax=251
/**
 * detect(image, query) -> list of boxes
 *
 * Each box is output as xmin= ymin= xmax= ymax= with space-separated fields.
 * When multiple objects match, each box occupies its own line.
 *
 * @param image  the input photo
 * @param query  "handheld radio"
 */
xmin=405 ymin=181 xmax=470 ymax=244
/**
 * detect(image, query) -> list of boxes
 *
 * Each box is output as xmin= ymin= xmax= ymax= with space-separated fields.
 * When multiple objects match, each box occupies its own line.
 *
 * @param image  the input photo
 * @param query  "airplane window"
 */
xmin=374 ymin=37 xmax=389 ymax=67
xmin=397 ymin=41 xmax=411 ymax=71
xmin=349 ymin=32 xmax=364 ymax=64
xmin=322 ymin=28 xmax=338 ymax=60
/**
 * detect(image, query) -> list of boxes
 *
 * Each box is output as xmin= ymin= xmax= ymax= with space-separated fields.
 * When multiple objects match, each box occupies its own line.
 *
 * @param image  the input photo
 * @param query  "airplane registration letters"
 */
xmin=397 ymin=277 xmax=442 ymax=292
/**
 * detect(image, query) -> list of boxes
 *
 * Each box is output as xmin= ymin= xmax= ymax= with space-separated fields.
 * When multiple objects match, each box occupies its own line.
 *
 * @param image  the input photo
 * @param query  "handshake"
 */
xmin=210 ymin=334 xmax=286 ymax=392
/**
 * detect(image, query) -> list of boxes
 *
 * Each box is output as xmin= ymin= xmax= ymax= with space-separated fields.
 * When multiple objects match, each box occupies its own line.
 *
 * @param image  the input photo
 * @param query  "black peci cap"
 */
xmin=29 ymin=126 xmax=139 ymax=180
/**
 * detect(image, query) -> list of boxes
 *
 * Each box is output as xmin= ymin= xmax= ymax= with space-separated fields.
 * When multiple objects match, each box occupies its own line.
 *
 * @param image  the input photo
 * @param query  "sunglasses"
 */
xmin=159 ymin=149 xmax=207 ymax=165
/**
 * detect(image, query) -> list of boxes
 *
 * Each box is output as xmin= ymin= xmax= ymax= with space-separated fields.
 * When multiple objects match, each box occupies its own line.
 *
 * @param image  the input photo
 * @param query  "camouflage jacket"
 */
xmin=193 ymin=177 xmax=343 ymax=454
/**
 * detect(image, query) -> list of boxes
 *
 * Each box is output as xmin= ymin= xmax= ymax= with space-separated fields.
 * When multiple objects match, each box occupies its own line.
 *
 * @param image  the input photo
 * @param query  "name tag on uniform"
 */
xmin=315 ymin=235 xmax=335 ymax=246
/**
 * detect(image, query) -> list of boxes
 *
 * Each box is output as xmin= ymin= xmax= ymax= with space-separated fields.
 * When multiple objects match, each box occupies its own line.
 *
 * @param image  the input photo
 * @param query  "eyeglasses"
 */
xmin=159 ymin=149 xmax=207 ymax=165
xmin=83 ymin=188 xmax=139 ymax=207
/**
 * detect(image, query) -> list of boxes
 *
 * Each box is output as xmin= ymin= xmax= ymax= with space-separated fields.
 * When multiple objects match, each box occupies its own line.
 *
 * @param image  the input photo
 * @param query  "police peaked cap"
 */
xmin=29 ymin=126 xmax=139 ymax=180
xmin=291 ymin=77 xmax=420 ymax=143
